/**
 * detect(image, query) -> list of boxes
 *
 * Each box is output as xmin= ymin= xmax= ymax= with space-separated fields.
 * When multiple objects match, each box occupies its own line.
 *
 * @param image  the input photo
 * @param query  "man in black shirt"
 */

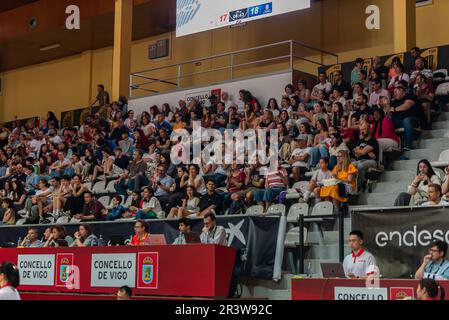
xmin=372 ymin=56 xmax=389 ymax=81
xmin=352 ymin=122 xmax=379 ymax=189
xmin=197 ymin=179 xmax=223 ymax=216
xmin=349 ymin=94 xmax=373 ymax=128
xmin=113 ymin=147 xmax=130 ymax=171
xmin=389 ymin=81 xmax=420 ymax=150
xmin=332 ymin=71 xmax=353 ymax=99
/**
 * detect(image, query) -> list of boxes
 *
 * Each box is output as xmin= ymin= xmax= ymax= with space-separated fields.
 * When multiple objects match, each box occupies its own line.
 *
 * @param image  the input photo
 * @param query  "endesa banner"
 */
xmin=352 ymin=206 xmax=449 ymax=279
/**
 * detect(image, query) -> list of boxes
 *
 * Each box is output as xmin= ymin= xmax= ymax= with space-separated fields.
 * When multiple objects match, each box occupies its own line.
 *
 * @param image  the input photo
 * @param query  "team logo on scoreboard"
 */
xmin=137 ymin=252 xmax=159 ymax=289
xmin=229 ymin=8 xmax=248 ymax=22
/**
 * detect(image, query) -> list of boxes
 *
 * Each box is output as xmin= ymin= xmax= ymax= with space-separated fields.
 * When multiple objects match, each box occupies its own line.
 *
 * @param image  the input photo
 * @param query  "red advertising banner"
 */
xmin=1 ymin=245 xmax=236 ymax=298
xmin=137 ymin=252 xmax=159 ymax=289
xmin=55 ymin=253 xmax=75 ymax=288
xmin=292 ymin=278 xmax=449 ymax=300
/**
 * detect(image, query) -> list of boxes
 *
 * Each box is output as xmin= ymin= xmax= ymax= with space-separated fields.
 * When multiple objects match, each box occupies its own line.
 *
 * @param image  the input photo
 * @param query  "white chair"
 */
xmin=92 ymin=181 xmax=107 ymax=195
xmin=84 ymin=182 xmax=93 ymax=191
xmin=287 ymin=203 xmax=309 ymax=223
xmin=266 ymin=204 xmax=286 ymax=216
xmin=245 ymin=205 xmax=264 ymax=216
xmin=285 ymin=181 xmax=309 ymax=200
xmin=431 ymin=150 xmax=449 ymax=168
xmin=123 ymin=195 xmax=133 ymax=208
xmin=97 ymin=195 xmax=110 ymax=208
xmin=106 ymin=180 xmax=117 ymax=194
xmin=434 ymin=167 xmax=446 ymax=181
xmin=284 ymin=227 xmax=308 ymax=248
xmin=310 ymin=201 xmax=334 ymax=217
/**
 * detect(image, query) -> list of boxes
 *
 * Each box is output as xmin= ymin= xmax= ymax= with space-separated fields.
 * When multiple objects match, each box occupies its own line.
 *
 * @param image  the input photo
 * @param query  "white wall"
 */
xmin=129 ymin=71 xmax=292 ymax=114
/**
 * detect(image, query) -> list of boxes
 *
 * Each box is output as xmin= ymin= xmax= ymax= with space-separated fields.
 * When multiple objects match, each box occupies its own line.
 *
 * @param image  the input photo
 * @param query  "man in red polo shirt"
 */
xmin=342 ymin=230 xmax=378 ymax=279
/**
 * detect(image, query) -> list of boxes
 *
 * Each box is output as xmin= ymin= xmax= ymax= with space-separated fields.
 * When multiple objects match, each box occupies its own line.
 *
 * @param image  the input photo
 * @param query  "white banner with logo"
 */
xmin=90 ymin=253 xmax=136 ymax=288
xmin=18 ymin=254 xmax=55 ymax=286
xmin=334 ymin=287 xmax=388 ymax=300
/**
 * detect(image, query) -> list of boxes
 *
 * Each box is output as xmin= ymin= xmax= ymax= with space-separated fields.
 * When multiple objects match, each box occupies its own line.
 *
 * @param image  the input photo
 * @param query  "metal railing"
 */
xmin=129 ymin=40 xmax=339 ymax=98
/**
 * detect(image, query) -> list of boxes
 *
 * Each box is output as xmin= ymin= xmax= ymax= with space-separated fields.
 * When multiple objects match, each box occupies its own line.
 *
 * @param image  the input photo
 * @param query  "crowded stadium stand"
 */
xmin=1 ymin=0 xmax=449 ymax=302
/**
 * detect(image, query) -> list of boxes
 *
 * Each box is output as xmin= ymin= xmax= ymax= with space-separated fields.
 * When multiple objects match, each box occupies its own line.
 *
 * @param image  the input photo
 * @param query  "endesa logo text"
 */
xmin=375 ymin=225 xmax=449 ymax=247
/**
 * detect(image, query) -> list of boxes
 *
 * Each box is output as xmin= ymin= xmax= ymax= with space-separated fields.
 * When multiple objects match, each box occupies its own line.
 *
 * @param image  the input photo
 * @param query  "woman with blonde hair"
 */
xmin=320 ymin=150 xmax=357 ymax=207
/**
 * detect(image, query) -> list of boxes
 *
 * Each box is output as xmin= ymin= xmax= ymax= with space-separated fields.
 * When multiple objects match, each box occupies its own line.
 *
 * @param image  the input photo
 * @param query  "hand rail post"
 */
xmin=177 ymin=64 xmax=181 ymax=88
xmin=230 ymin=54 xmax=234 ymax=80
xmin=339 ymin=205 xmax=345 ymax=263
xmin=299 ymin=214 xmax=305 ymax=274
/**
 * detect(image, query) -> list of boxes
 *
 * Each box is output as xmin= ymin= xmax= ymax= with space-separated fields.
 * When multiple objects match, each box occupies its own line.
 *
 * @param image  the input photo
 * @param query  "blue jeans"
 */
xmin=329 ymin=155 xmax=337 ymax=170
xmin=135 ymin=210 xmax=157 ymax=219
xmin=114 ymin=175 xmax=149 ymax=195
xmin=392 ymin=116 xmax=419 ymax=149
xmin=253 ymin=187 xmax=285 ymax=203
xmin=310 ymin=146 xmax=329 ymax=168
xmin=50 ymin=167 xmax=74 ymax=179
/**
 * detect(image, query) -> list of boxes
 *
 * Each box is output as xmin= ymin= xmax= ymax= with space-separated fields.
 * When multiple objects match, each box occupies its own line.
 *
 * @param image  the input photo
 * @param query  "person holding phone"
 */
xmin=415 ymin=240 xmax=449 ymax=280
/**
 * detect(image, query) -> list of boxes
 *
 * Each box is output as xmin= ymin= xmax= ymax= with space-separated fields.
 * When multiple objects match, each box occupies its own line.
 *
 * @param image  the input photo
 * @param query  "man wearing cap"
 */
xmin=288 ymin=134 xmax=311 ymax=182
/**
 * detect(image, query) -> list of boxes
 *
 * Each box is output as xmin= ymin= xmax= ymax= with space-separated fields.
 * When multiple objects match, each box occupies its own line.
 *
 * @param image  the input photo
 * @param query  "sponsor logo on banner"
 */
xmin=185 ymin=90 xmax=211 ymax=106
xmin=389 ymin=287 xmax=415 ymax=300
xmin=18 ymin=254 xmax=55 ymax=286
xmin=325 ymin=64 xmax=341 ymax=84
xmin=137 ymin=252 xmax=159 ymax=289
xmin=363 ymin=58 xmax=373 ymax=74
xmin=334 ymin=287 xmax=388 ymax=300
xmin=384 ymin=53 xmax=404 ymax=69
xmin=55 ymin=253 xmax=74 ymax=287
xmin=91 ymin=253 xmax=136 ymax=288
xmin=421 ymin=47 xmax=438 ymax=71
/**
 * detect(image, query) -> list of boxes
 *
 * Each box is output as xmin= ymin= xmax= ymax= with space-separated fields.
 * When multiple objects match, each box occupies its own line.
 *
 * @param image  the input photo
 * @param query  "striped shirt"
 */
xmin=266 ymin=168 xmax=288 ymax=188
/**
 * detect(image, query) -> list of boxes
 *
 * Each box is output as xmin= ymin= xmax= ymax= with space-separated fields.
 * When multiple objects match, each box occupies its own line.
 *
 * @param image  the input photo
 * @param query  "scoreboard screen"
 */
xmin=176 ymin=0 xmax=310 ymax=37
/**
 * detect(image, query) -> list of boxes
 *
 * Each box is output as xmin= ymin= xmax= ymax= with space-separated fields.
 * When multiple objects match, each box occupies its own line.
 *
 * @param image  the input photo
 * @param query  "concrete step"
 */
xmin=404 ymin=148 xmax=444 ymax=161
xmin=438 ymin=112 xmax=449 ymax=121
xmin=416 ymin=138 xmax=449 ymax=149
xmin=380 ymin=170 xmax=414 ymax=182
xmin=432 ymin=121 xmax=449 ymax=130
xmin=358 ymin=192 xmax=397 ymax=207
xmin=371 ymin=181 xmax=407 ymax=193
xmin=421 ymin=129 xmax=449 ymax=139
xmin=392 ymin=159 xmax=421 ymax=171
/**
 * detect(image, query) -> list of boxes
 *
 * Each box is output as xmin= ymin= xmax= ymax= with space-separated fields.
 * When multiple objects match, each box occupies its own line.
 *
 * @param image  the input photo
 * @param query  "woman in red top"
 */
xmin=371 ymin=107 xmax=399 ymax=166
xmin=224 ymin=163 xmax=247 ymax=215
xmin=416 ymin=279 xmax=445 ymax=300
xmin=129 ymin=219 xmax=150 ymax=246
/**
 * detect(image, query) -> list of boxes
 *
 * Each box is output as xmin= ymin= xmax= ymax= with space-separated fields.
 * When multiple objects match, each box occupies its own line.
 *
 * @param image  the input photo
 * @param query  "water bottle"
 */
xmin=99 ymin=234 xmax=104 ymax=246
xmin=17 ymin=237 xmax=22 ymax=247
xmin=307 ymin=261 xmax=313 ymax=278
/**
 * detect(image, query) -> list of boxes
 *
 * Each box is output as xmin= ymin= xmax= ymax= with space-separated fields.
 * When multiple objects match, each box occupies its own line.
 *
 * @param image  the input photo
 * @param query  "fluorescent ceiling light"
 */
xmin=40 ymin=43 xmax=61 ymax=52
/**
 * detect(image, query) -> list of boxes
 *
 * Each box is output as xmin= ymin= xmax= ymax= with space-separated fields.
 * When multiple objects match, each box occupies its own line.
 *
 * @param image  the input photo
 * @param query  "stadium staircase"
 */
xmin=241 ymin=107 xmax=449 ymax=300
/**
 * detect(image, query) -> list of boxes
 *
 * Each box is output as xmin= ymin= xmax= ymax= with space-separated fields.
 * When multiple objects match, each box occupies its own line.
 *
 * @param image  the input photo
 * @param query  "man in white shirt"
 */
xmin=421 ymin=184 xmax=449 ymax=207
xmin=288 ymin=134 xmax=311 ymax=182
xmin=222 ymin=91 xmax=236 ymax=112
xmin=369 ymin=79 xmax=390 ymax=106
xmin=49 ymin=151 xmax=72 ymax=178
xmin=409 ymin=56 xmax=433 ymax=87
xmin=28 ymin=131 xmax=46 ymax=155
xmin=311 ymin=72 xmax=333 ymax=100
xmin=200 ymin=213 xmax=227 ymax=246
xmin=343 ymin=230 xmax=378 ymax=279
